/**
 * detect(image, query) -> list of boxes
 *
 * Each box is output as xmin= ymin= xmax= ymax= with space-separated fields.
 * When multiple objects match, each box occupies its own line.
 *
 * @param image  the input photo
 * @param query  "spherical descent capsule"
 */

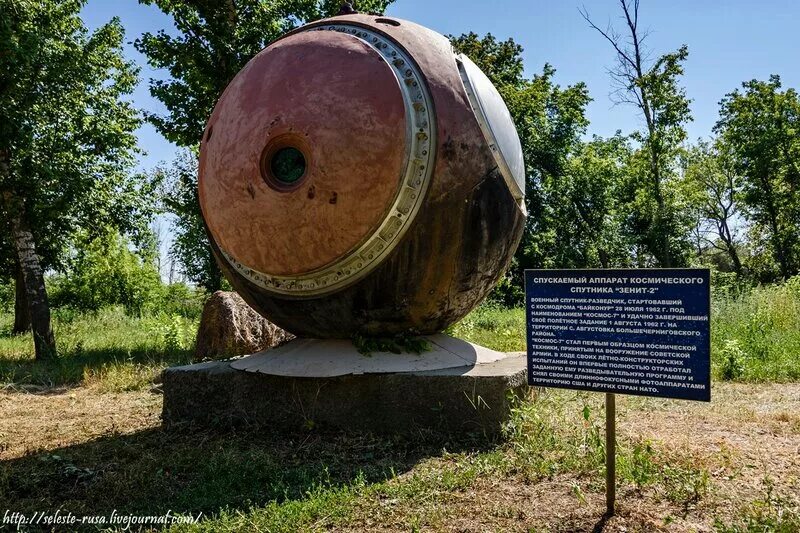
xmin=199 ymin=13 xmax=526 ymax=338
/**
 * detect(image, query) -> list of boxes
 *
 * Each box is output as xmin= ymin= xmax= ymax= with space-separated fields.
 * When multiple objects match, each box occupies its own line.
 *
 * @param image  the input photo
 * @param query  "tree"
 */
xmin=557 ymin=135 xmax=633 ymax=269
xmin=136 ymin=0 xmax=395 ymax=291
xmin=156 ymin=150 xmax=224 ymax=292
xmin=448 ymin=32 xmax=524 ymax=88
xmin=0 ymin=0 xmax=145 ymax=359
xmin=0 ymin=238 xmax=29 ymax=334
xmin=581 ymin=0 xmax=693 ymax=267
xmin=715 ymin=75 xmax=800 ymax=279
xmin=683 ymin=140 xmax=744 ymax=274
xmin=51 ymin=229 xmax=164 ymax=316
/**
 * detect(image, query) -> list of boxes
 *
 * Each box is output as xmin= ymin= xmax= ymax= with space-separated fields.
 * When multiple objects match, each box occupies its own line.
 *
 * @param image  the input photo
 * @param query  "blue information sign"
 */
xmin=525 ymin=269 xmax=710 ymax=401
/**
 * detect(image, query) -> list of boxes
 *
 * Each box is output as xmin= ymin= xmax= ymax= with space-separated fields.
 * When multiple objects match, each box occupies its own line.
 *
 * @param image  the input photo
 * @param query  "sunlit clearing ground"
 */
xmin=0 ymin=288 xmax=799 ymax=531
xmin=0 ymin=384 xmax=797 ymax=531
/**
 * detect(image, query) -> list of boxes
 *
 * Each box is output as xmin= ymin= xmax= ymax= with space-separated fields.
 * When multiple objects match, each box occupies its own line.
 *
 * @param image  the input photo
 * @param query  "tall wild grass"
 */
xmin=454 ymin=276 xmax=800 ymax=382
xmin=712 ymin=277 xmax=800 ymax=381
xmin=0 ymin=276 xmax=798 ymax=388
xmin=0 ymin=307 xmax=195 ymax=390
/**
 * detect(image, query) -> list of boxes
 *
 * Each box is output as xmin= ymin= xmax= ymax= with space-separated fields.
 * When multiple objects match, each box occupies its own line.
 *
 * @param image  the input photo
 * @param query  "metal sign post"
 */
xmin=525 ymin=268 xmax=711 ymax=518
xmin=605 ymin=392 xmax=615 ymax=516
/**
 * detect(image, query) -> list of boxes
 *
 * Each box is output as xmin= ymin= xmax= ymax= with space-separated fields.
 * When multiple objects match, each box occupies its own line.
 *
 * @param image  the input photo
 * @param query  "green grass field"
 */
xmin=452 ymin=279 xmax=800 ymax=383
xmin=0 ymin=307 xmax=195 ymax=391
xmin=0 ymin=282 xmax=799 ymax=530
xmin=1 ymin=279 xmax=799 ymax=391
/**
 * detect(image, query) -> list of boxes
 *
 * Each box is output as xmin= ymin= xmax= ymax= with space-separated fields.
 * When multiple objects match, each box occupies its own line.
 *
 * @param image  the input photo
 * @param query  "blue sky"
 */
xmin=80 ymin=0 xmax=797 ymax=272
xmin=81 ymin=0 xmax=799 ymax=174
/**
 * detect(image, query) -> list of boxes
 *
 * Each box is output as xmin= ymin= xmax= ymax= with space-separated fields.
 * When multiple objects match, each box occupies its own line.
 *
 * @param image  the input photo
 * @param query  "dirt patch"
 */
xmin=0 ymin=387 xmax=160 ymax=460
xmin=0 ymin=382 xmax=797 ymax=530
xmin=618 ymin=383 xmax=800 ymax=531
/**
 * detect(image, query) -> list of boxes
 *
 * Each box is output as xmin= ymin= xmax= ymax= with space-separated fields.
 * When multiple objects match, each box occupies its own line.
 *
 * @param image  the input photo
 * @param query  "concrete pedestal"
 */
xmin=162 ymin=336 xmax=527 ymax=436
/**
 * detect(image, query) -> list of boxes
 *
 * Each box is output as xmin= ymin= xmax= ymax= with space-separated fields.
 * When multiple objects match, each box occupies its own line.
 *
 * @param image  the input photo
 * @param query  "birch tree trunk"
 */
xmin=1 ymin=150 xmax=56 ymax=359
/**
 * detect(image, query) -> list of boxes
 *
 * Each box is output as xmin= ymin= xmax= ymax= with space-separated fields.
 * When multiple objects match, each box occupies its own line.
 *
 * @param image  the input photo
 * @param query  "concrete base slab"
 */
xmin=230 ymin=334 xmax=509 ymax=377
xmin=162 ymin=341 xmax=527 ymax=437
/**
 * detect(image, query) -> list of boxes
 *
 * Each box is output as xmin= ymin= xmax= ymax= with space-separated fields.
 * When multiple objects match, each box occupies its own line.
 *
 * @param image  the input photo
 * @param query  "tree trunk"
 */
xmin=5 ymin=193 xmax=56 ymax=359
xmin=205 ymin=243 xmax=223 ymax=292
xmin=718 ymin=219 xmax=743 ymax=275
xmin=12 ymin=259 xmax=31 ymax=334
xmin=758 ymin=172 xmax=791 ymax=279
xmin=598 ymin=249 xmax=610 ymax=269
xmin=727 ymin=242 xmax=743 ymax=275
xmin=1 ymin=151 xmax=55 ymax=359
xmin=648 ymin=145 xmax=672 ymax=268
xmin=626 ymin=1 xmax=672 ymax=268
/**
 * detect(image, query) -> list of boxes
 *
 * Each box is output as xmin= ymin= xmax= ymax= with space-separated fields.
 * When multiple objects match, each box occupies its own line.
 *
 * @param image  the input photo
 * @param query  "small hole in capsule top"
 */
xmin=206 ymin=126 xmax=213 ymax=141
xmin=375 ymin=17 xmax=400 ymax=26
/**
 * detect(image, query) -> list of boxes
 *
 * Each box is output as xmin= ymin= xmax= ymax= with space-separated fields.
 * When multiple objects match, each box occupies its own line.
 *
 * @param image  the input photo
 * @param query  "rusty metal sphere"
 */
xmin=199 ymin=13 xmax=526 ymax=338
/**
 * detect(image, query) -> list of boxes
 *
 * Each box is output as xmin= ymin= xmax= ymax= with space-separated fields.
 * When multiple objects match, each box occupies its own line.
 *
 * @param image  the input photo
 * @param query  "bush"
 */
xmin=0 ymin=306 xmax=196 ymax=389
xmin=50 ymin=230 xmax=165 ymax=316
xmin=158 ymin=282 xmax=206 ymax=319
xmin=485 ymin=270 xmax=524 ymax=308
xmin=0 ymin=279 xmax=13 ymax=313
xmin=719 ymin=339 xmax=746 ymax=381
xmin=448 ymin=302 xmax=526 ymax=352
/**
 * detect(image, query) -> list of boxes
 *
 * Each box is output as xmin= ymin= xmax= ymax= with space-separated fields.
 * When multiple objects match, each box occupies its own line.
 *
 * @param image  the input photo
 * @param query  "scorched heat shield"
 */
xmin=199 ymin=13 xmax=526 ymax=338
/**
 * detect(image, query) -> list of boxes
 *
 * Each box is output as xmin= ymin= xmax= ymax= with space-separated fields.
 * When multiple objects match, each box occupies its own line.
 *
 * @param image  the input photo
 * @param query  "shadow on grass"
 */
xmin=0 ymin=346 xmax=193 ymax=390
xmin=0 ymin=424 xmax=492 ymax=526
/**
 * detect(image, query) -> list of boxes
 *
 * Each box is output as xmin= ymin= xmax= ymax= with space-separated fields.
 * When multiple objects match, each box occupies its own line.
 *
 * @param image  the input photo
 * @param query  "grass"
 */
xmin=711 ymin=277 xmax=800 ymax=382
xmin=1 ymin=277 xmax=797 ymax=391
xmin=0 ymin=281 xmax=798 ymax=530
xmin=454 ymin=277 xmax=800 ymax=382
xmin=447 ymin=304 xmax=526 ymax=352
xmin=0 ymin=306 xmax=195 ymax=391
xmin=3 ymin=383 xmax=795 ymax=531
xmin=714 ymin=475 xmax=800 ymax=532
xmin=0 ymin=387 xmax=724 ymax=532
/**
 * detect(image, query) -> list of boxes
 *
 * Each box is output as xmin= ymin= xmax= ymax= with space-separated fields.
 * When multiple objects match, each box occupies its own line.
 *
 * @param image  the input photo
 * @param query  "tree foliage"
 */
xmin=0 ymin=1 xmax=149 ymax=252
xmin=582 ymin=0 xmax=694 ymax=267
xmin=51 ymin=230 xmax=163 ymax=316
xmin=715 ymin=75 xmax=800 ymax=279
xmin=155 ymin=150 xmax=224 ymax=292
xmin=682 ymin=140 xmax=744 ymax=274
xmin=558 ymin=135 xmax=633 ymax=268
xmin=0 ymin=0 xmax=151 ymax=357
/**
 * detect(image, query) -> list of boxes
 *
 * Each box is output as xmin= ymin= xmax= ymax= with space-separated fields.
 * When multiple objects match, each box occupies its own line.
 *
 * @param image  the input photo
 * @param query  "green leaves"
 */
xmin=582 ymin=1 xmax=694 ymax=269
xmin=715 ymin=75 xmax=800 ymax=279
xmin=0 ymin=0 xmax=149 ymax=272
xmin=449 ymin=32 xmax=524 ymax=88
xmin=154 ymin=150 xmax=224 ymax=292
xmin=51 ymin=229 xmax=164 ymax=316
